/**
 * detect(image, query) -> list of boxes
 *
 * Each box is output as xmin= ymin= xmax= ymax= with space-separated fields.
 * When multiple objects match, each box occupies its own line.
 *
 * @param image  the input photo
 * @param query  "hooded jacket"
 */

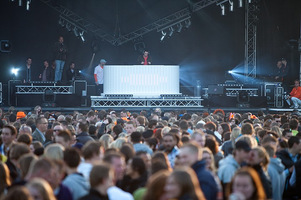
xmin=218 ymin=155 xmax=240 ymax=184
xmin=191 ymin=160 xmax=218 ymax=200
xmin=267 ymin=158 xmax=286 ymax=200
xmin=63 ymin=173 xmax=90 ymax=200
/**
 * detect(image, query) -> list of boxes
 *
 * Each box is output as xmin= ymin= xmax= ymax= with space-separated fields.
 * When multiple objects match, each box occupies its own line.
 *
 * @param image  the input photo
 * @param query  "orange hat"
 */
xmin=17 ymin=111 xmax=26 ymax=119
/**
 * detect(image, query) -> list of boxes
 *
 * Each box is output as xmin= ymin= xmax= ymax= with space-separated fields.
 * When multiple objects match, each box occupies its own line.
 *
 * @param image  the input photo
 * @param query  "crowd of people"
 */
xmin=0 ymin=105 xmax=301 ymax=200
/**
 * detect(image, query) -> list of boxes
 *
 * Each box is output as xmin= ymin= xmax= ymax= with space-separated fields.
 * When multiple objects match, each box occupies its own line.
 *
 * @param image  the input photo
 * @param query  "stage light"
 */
xmin=18 ymin=0 xmax=22 ymax=6
xmin=239 ymin=0 xmax=243 ymax=7
xmin=58 ymin=18 xmax=65 ymax=27
xmin=73 ymin=27 xmax=79 ymax=37
xmin=228 ymin=70 xmax=233 ymax=74
xmin=185 ymin=19 xmax=191 ymax=28
xmin=79 ymin=70 xmax=82 ymax=74
xmin=168 ymin=27 xmax=174 ymax=37
xmin=26 ymin=0 xmax=31 ymax=10
xmin=177 ymin=23 xmax=183 ymax=33
xmin=66 ymin=23 xmax=72 ymax=32
xmin=160 ymin=30 xmax=166 ymax=41
xmin=248 ymin=0 xmax=252 ymax=3
xmin=0 ymin=40 xmax=12 ymax=52
xmin=229 ymin=0 xmax=234 ymax=12
xmin=80 ymin=31 xmax=85 ymax=42
xmin=220 ymin=4 xmax=225 ymax=16
xmin=11 ymin=68 xmax=20 ymax=76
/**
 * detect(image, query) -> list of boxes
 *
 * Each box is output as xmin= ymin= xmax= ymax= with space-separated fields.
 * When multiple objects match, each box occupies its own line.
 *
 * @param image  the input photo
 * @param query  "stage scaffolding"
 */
xmin=91 ymin=96 xmax=203 ymax=108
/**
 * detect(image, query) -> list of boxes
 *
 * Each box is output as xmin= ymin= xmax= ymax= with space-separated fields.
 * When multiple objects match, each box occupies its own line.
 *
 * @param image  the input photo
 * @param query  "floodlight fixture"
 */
xmin=11 ymin=68 xmax=20 ymax=76
xmin=168 ymin=27 xmax=174 ymax=37
xmin=73 ymin=27 xmax=79 ymax=37
xmin=66 ymin=23 xmax=72 ymax=31
xmin=160 ymin=30 xmax=166 ymax=41
xmin=239 ymin=0 xmax=243 ymax=7
xmin=80 ymin=31 xmax=85 ymax=42
xmin=229 ymin=0 xmax=234 ymax=12
xmin=220 ymin=4 xmax=225 ymax=16
xmin=177 ymin=23 xmax=183 ymax=33
xmin=185 ymin=19 xmax=191 ymax=28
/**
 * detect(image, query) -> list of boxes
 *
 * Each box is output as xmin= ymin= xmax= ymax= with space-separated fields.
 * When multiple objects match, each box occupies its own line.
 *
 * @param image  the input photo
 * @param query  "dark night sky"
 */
xmin=0 ymin=0 xmax=300 ymax=88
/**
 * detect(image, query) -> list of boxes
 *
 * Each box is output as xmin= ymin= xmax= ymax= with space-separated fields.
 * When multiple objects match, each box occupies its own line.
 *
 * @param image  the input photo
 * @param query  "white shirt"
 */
xmin=77 ymin=162 xmax=93 ymax=182
xmin=107 ymin=186 xmax=133 ymax=200
xmin=94 ymin=65 xmax=104 ymax=84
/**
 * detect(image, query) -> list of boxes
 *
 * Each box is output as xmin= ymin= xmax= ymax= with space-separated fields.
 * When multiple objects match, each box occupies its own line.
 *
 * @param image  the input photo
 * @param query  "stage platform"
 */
xmin=0 ymin=106 xmax=297 ymax=115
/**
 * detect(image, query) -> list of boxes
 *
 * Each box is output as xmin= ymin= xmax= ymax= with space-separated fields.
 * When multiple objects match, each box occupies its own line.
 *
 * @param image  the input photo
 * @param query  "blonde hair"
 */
xmin=26 ymin=178 xmax=56 ymax=200
xmin=231 ymin=127 xmax=241 ymax=147
xmin=252 ymin=146 xmax=270 ymax=171
xmin=44 ymin=143 xmax=65 ymax=160
xmin=136 ymin=126 xmax=145 ymax=133
xmin=99 ymin=134 xmax=114 ymax=150
xmin=202 ymin=147 xmax=216 ymax=174
xmin=237 ymin=135 xmax=258 ymax=148
xmin=110 ymin=138 xmax=127 ymax=149
xmin=271 ymin=126 xmax=282 ymax=138
xmin=162 ymin=127 xmax=171 ymax=135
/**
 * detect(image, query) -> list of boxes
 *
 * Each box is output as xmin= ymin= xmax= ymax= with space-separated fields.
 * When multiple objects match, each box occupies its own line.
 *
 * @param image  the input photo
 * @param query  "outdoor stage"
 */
xmin=2 ymin=65 xmax=290 ymax=114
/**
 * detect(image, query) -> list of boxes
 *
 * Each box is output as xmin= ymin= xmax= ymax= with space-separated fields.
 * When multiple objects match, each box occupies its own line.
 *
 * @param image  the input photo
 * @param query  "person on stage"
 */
xmin=53 ymin=36 xmax=67 ymax=82
xmin=287 ymin=80 xmax=301 ymax=109
xmin=66 ymin=62 xmax=76 ymax=82
xmin=39 ymin=60 xmax=54 ymax=82
xmin=94 ymin=59 xmax=106 ymax=95
xmin=138 ymin=50 xmax=151 ymax=65
xmin=274 ymin=60 xmax=283 ymax=81
xmin=23 ymin=57 xmax=32 ymax=83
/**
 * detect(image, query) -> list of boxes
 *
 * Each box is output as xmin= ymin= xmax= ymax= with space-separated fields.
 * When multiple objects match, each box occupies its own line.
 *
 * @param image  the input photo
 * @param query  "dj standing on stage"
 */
xmin=138 ymin=50 xmax=151 ymax=65
xmin=94 ymin=59 xmax=106 ymax=95
xmin=23 ymin=57 xmax=32 ymax=83
xmin=53 ymin=36 xmax=67 ymax=82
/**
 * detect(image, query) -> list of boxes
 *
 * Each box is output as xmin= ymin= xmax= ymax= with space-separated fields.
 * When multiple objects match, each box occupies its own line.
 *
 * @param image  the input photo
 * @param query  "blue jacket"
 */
xmin=191 ymin=160 xmax=218 ymax=200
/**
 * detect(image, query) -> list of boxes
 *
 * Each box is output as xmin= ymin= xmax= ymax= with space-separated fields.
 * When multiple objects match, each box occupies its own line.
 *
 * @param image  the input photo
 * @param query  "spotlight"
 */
xmin=0 ymin=40 xmax=12 ymax=52
xmin=248 ymin=0 xmax=252 ymax=3
xmin=168 ymin=27 xmax=174 ymax=37
xmin=18 ymin=0 xmax=22 ymax=6
xmin=79 ymin=70 xmax=82 ymax=74
xmin=58 ymin=18 xmax=65 ymax=27
xmin=11 ymin=68 xmax=20 ymax=76
xmin=185 ymin=19 xmax=191 ymax=28
xmin=220 ymin=4 xmax=225 ymax=16
xmin=26 ymin=0 xmax=31 ymax=10
xmin=177 ymin=23 xmax=183 ymax=33
xmin=160 ymin=30 xmax=166 ymax=41
xmin=66 ymin=23 xmax=72 ymax=31
xmin=229 ymin=0 xmax=234 ymax=12
xmin=73 ymin=27 xmax=79 ymax=37
xmin=239 ymin=0 xmax=243 ymax=7
xmin=80 ymin=31 xmax=85 ymax=42
xmin=228 ymin=70 xmax=233 ymax=74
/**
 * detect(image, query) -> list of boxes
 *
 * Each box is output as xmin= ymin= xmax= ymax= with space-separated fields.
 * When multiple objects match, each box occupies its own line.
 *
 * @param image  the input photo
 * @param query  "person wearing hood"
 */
xmin=63 ymin=148 xmax=90 ymax=200
xmin=264 ymin=144 xmax=286 ymax=200
xmin=218 ymin=140 xmax=251 ymax=198
xmin=179 ymin=142 xmax=218 ymax=200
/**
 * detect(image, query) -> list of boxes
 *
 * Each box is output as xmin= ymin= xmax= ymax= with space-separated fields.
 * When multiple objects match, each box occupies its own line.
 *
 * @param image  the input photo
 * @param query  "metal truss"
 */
xmin=91 ymin=97 xmax=203 ymax=108
xmin=225 ymin=88 xmax=258 ymax=97
xmin=113 ymin=0 xmax=217 ymax=46
xmin=16 ymin=86 xmax=73 ymax=94
xmin=39 ymin=0 xmax=216 ymax=46
xmin=244 ymin=0 xmax=259 ymax=78
xmin=39 ymin=0 xmax=116 ymax=44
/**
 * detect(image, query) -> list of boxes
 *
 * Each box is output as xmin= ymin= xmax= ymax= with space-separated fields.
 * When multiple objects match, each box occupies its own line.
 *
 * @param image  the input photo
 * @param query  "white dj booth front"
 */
xmin=103 ymin=65 xmax=180 ymax=98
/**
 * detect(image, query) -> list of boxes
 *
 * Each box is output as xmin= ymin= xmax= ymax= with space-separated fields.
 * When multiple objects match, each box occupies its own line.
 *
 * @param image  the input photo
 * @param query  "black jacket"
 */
xmin=120 ymin=173 xmax=147 ymax=194
xmin=53 ymin=42 xmax=67 ymax=61
xmin=40 ymin=67 xmax=54 ymax=81
xmin=66 ymin=68 xmax=75 ymax=81
xmin=79 ymin=189 xmax=109 ymax=200
xmin=76 ymin=132 xmax=94 ymax=145
xmin=276 ymin=149 xmax=300 ymax=169
xmin=191 ymin=160 xmax=218 ymax=200
xmin=251 ymin=164 xmax=272 ymax=199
